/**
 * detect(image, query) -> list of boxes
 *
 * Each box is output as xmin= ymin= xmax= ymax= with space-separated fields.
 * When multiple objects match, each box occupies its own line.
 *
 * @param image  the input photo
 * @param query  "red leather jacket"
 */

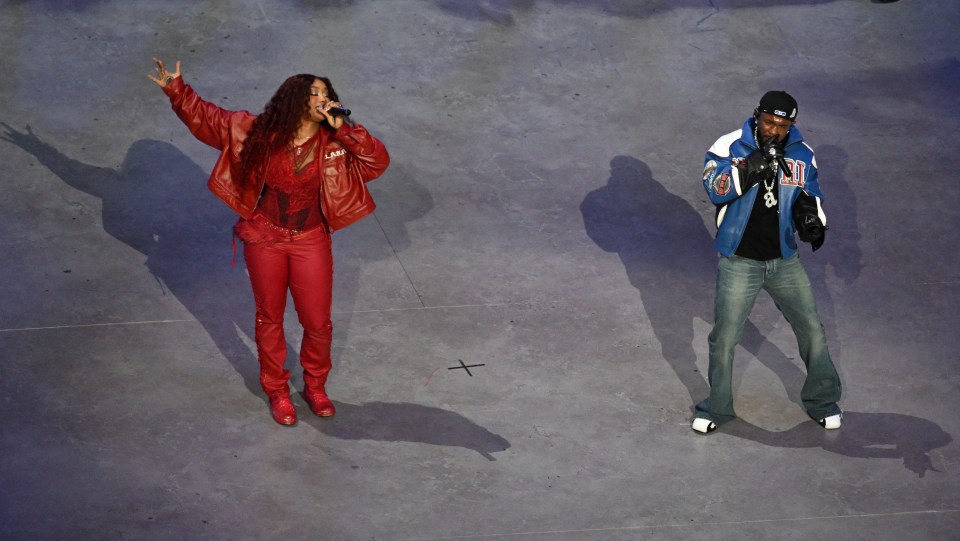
xmin=162 ymin=76 xmax=389 ymax=230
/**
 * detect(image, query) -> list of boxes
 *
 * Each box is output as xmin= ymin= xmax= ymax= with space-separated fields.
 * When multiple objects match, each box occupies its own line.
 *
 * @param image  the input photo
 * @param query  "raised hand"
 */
xmin=147 ymin=57 xmax=181 ymax=87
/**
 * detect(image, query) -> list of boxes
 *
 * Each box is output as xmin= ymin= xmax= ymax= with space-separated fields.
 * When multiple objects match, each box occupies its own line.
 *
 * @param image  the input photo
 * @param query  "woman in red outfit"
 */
xmin=149 ymin=58 xmax=389 ymax=426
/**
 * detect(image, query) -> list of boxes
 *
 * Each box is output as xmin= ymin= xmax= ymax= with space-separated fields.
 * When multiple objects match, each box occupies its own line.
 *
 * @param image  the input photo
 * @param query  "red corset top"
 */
xmin=257 ymin=134 xmax=326 ymax=231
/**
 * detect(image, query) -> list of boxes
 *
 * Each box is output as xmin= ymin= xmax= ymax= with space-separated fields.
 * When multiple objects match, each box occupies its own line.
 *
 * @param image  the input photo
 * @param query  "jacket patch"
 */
xmin=325 ymin=148 xmax=347 ymax=160
xmin=703 ymin=160 xmax=718 ymax=183
xmin=714 ymin=173 xmax=731 ymax=196
xmin=704 ymin=160 xmax=731 ymax=196
xmin=782 ymin=158 xmax=807 ymax=187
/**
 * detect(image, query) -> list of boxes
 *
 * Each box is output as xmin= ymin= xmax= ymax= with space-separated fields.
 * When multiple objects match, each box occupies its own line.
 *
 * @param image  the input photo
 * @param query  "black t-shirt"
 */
xmin=735 ymin=182 xmax=781 ymax=261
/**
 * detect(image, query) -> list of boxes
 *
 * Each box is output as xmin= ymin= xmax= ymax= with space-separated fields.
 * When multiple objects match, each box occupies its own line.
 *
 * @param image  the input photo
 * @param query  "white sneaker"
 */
xmin=691 ymin=418 xmax=717 ymax=434
xmin=819 ymin=413 xmax=842 ymax=430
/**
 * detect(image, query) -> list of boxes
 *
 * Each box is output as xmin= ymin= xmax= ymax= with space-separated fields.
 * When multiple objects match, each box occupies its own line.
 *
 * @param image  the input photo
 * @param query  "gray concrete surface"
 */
xmin=1 ymin=1 xmax=958 ymax=540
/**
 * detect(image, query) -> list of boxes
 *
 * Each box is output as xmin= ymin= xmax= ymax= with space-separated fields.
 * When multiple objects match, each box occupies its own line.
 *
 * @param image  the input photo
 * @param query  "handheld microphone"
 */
xmin=763 ymin=136 xmax=792 ymax=179
xmin=318 ymin=106 xmax=351 ymax=117
xmin=776 ymin=155 xmax=792 ymax=178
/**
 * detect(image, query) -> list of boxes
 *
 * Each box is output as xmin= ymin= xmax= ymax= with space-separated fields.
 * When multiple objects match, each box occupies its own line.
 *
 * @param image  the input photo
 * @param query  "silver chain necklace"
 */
xmin=755 ymin=125 xmax=778 ymax=208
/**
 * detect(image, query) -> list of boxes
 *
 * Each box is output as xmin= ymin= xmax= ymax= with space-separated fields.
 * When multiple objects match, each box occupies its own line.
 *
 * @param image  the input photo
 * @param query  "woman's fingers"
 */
xmin=147 ymin=58 xmax=179 ymax=87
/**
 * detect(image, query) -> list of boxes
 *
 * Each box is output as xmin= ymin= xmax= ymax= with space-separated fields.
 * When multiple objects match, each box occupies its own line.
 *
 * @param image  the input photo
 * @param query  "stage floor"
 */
xmin=1 ymin=1 xmax=958 ymax=539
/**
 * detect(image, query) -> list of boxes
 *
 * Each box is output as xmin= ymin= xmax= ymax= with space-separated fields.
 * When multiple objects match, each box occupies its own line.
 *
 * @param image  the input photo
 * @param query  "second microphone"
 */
xmin=317 ymin=105 xmax=351 ymax=117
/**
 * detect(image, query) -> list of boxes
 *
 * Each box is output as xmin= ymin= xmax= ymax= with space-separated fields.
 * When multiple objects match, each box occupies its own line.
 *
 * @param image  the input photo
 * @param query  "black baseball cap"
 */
xmin=758 ymin=91 xmax=798 ymax=121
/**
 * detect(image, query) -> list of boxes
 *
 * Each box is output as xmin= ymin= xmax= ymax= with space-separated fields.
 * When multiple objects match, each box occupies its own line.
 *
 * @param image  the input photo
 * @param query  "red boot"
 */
xmin=304 ymin=388 xmax=335 ymax=417
xmin=268 ymin=392 xmax=297 ymax=426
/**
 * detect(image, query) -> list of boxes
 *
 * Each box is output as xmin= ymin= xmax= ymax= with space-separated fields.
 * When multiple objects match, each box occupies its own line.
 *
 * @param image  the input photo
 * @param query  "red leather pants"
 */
xmin=242 ymin=222 xmax=333 ymax=396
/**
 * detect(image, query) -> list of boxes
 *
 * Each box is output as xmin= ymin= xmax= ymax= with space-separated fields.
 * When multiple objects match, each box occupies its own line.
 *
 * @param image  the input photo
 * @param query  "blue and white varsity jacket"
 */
xmin=702 ymin=116 xmax=827 ymax=259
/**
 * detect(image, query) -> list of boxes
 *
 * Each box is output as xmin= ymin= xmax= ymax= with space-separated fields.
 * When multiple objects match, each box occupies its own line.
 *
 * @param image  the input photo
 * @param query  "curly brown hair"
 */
xmin=237 ymin=73 xmax=339 ymax=189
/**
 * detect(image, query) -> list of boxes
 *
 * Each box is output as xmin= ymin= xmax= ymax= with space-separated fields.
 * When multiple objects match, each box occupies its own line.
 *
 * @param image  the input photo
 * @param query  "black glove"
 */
xmin=793 ymin=191 xmax=827 ymax=251
xmin=762 ymin=136 xmax=785 ymax=163
xmin=741 ymin=149 xmax=775 ymax=191
xmin=762 ymin=136 xmax=793 ymax=179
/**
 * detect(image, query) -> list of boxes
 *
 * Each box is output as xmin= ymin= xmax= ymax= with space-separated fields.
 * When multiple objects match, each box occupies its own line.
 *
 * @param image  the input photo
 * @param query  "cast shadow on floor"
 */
xmin=300 ymin=399 xmax=511 ymax=461
xmin=580 ymin=155 xmax=812 ymax=407
xmin=725 ymin=412 xmax=952 ymax=478
xmin=580 ymin=156 xmax=950 ymax=477
xmin=0 ymin=127 xmax=267 ymax=396
xmin=1 ymin=125 xmax=509 ymax=463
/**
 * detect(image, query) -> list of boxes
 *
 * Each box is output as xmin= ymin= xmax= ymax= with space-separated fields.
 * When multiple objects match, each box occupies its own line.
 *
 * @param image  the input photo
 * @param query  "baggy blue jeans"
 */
xmin=694 ymin=254 xmax=842 ymax=425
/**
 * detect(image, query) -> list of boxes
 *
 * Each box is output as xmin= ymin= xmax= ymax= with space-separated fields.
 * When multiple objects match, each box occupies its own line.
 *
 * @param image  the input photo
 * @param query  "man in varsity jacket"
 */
xmin=693 ymin=91 xmax=842 ymax=434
